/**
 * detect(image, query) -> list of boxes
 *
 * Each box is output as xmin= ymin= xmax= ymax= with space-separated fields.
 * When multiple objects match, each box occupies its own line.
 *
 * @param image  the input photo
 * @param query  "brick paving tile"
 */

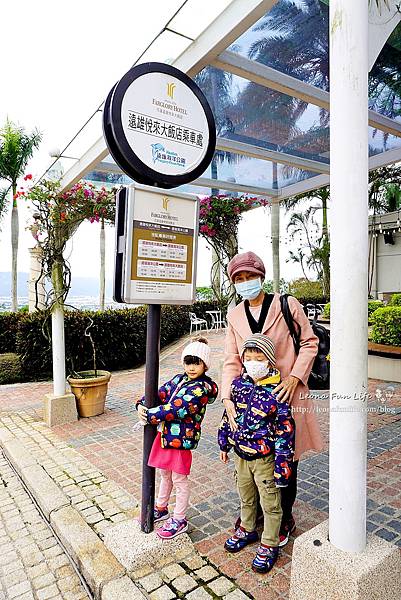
xmin=1 ymin=331 xmax=400 ymax=600
xmin=0 ymin=453 xmax=89 ymax=599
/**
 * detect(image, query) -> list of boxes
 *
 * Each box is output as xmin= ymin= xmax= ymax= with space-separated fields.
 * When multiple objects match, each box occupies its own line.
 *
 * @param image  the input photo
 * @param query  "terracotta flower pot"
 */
xmin=67 ymin=370 xmax=111 ymax=418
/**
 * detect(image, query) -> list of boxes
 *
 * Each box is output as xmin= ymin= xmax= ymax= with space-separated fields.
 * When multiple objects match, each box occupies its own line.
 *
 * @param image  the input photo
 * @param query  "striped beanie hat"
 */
xmin=241 ymin=334 xmax=276 ymax=367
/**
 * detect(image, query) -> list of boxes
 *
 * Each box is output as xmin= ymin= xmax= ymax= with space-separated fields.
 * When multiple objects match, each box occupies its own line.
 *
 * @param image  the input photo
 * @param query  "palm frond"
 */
xmin=0 ymin=186 xmax=10 ymax=230
xmin=0 ymin=119 xmax=42 ymax=185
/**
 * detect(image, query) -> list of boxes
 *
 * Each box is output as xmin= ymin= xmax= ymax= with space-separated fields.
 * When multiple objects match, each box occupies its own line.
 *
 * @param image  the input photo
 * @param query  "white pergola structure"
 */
xmin=47 ymin=1 xmax=401 ymax=597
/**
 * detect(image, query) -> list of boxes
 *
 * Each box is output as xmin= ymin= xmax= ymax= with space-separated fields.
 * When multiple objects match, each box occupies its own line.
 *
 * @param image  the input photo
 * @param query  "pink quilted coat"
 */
xmin=221 ymin=293 xmax=324 ymax=461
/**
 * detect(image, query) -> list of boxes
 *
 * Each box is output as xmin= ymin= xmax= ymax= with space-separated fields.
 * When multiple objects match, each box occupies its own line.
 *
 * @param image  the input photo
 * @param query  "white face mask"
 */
xmin=243 ymin=360 xmax=271 ymax=381
xmin=234 ymin=277 xmax=262 ymax=300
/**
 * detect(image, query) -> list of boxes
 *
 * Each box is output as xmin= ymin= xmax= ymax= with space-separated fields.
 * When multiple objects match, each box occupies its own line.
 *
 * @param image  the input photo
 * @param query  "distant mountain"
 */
xmin=0 ymin=272 xmax=29 ymax=296
xmin=0 ymin=272 xmax=112 ymax=298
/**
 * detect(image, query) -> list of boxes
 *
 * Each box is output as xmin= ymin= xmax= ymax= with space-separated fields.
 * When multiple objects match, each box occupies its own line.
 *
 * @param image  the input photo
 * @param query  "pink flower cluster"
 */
xmin=200 ymin=224 xmax=217 ymax=237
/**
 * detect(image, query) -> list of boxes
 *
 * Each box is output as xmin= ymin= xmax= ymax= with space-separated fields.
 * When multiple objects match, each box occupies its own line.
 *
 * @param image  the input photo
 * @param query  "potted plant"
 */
xmin=67 ymin=317 xmax=111 ymax=417
xmin=26 ymin=179 xmax=116 ymax=417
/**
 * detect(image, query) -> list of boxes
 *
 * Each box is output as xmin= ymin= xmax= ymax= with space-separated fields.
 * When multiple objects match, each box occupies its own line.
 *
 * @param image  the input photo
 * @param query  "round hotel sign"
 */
xmin=103 ymin=62 xmax=216 ymax=189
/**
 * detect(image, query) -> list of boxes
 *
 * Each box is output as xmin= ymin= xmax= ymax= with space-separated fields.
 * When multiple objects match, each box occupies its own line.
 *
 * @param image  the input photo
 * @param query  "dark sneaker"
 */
xmin=252 ymin=544 xmax=279 ymax=573
xmin=279 ymin=516 xmax=296 ymax=547
xmin=154 ymin=506 xmax=169 ymax=522
xmin=224 ymin=526 xmax=259 ymax=553
xmin=156 ymin=518 xmax=188 ymax=539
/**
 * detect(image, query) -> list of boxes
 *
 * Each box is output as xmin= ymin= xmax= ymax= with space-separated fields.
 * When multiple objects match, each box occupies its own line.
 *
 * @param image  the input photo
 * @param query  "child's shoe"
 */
xmin=278 ymin=516 xmax=296 ymax=547
xmin=156 ymin=518 xmax=188 ymax=539
xmin=154 ymin=505 xmax=169 ymax=522
xmin=252 ymin=544 xmax=279 ymax=573
xmin=224 ymin=526 xmax=259 ymax=553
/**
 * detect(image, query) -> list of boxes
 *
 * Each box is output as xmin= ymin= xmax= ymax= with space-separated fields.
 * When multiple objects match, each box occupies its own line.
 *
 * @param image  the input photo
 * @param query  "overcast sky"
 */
xmin=0 ymin=0 xmax=322 ymax=297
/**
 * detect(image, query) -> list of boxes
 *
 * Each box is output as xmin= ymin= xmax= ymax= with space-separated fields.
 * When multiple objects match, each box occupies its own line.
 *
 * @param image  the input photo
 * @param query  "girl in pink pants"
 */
xmin=137 ymin=337 xmax=218 ymax=539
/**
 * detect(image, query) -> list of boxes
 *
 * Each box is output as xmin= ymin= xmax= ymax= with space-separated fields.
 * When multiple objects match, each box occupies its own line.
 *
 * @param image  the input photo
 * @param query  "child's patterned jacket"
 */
xmin=137 ymin=373 xmax=218 ymax=450
xmin=218 ymin=369 xmax=295 ymax=487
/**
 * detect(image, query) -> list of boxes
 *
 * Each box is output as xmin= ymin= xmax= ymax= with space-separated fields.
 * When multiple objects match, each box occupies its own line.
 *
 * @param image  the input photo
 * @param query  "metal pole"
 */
xmin=141 ymin=303 xmax=161 ymax=533
xmin=329 ymin=0 xmax=368 ymax=552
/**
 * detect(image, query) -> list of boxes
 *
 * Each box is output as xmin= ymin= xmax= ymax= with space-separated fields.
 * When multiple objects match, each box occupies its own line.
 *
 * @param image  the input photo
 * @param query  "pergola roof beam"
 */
xmin=191 ymin=176 xmax=279 ymax=198
xmin=278 ymin=146 xmax=401 ymax=200
xmin=213 ymin=50 xmax=401 ymax=138
xmin=60 ymin=0 xmax=278 ymax=191
xmin=216 ymin=137 xmax=329 ymax=174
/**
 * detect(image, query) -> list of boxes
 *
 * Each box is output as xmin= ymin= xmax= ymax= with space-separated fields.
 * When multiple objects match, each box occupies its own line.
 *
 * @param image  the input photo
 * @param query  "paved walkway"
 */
xmin=1 ymin=330 xmax=400 ymax=600
xmin=0 ymin=450 xmax=89 ymax=600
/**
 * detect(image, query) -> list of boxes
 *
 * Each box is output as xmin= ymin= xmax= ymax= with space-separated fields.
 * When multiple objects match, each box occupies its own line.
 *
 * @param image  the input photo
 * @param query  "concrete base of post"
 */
xmin=44 ymin=392 xmax=78 ymax=427
xmin=103 ymin=519 xmax=193 ymax=575
xmin=289 ymin=520 xmax=401 ymax=600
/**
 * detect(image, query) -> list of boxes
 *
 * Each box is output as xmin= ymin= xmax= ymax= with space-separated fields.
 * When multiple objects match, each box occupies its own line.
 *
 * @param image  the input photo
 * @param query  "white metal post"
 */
xmin=52 ymin=306 xmax=66 ymax=396
xmin=329 ymin=0 xmax=368 ymax=552
xmin=51 ymin=262 xmax=66 ymax=397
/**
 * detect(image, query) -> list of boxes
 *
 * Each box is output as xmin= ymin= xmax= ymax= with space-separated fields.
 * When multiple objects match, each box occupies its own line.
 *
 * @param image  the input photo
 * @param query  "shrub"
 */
xmin=368 ymin=300 xmax=384 ymax=323
xmin=371 ymin=307 xmax=401 ymax=346
xmin=322 ymin=301 xmax=383 ymax=323
xmin=388 ymin=293 xmax=401 ymax=307
xmin=14 ymin=301 xmax=219 ymax=382
xmin=322 ymin=303 xmax=330 ymax=319
xmin=288 ymin=278 xmax=328 ymax=305
xmin=0 ymin=313 xmax=22 ymax=353
xmin=0 ymin=353 xmax=22 ymax=384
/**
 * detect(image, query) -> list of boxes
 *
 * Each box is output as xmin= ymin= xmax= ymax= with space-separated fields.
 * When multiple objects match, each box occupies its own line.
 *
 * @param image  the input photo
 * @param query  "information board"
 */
xmin=114 ymin=184 xmax=198 ymax=305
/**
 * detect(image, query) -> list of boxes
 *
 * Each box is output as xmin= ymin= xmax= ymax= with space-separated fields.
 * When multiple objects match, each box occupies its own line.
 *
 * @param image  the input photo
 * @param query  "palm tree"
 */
xmin=369 ymin=165 xmax=401 ymax=213
xmin=285 ymin=186 xmax=330 ymax=295
xmin=195 ymin=66 xmax=237 ymax=301
xmin=0 ymin=120 xmax=41 ymax=311
xmin=0 ymin=188 xmax=8 ymax=231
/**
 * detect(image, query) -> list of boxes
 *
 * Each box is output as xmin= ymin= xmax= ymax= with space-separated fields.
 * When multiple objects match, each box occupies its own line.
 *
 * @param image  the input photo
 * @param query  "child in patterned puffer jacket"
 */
xmin=218 ymin=333 xmax=295 ymax=574
xmin=137 ymin=337 xmax=218 ymax=539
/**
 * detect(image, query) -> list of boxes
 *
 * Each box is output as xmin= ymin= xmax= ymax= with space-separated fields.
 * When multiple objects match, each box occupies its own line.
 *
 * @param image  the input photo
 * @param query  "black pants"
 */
xmin=280 ymin=460 xmax=299 ymax=522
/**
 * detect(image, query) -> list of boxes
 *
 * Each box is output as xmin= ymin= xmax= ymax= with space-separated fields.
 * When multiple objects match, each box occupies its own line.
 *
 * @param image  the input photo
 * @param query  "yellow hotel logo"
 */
xmin=162 ymin=196 xmax=170 ymax=211
xmin=167 ymin=82 xmax=176 ymax=99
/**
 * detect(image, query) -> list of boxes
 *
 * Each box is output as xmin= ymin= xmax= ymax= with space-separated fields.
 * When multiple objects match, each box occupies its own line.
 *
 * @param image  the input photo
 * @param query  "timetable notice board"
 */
xmin=125 ymin=186 xmax=198 ymax=304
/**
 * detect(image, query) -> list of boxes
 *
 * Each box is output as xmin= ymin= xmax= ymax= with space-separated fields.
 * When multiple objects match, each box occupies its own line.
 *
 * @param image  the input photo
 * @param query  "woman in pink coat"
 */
xmin=222 ymin=251 xmax=324 ymax=546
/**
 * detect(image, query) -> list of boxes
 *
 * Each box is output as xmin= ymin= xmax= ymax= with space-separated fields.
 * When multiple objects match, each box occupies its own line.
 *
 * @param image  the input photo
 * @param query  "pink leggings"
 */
xmin=157 ymin=469 xmax=190 ymax=520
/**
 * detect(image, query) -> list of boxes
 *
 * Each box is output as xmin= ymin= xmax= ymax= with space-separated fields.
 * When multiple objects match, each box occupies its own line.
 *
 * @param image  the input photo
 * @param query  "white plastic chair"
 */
xmin=206 ymin=310 xmax=227 ymax=331
xmin=189 ymin=312 xmax=208 ymax=335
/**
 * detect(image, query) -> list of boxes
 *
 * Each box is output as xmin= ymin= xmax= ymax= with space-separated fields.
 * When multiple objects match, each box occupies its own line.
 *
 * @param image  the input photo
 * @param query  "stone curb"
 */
xmin=0 ymin=429 xmax=146 ymax=600
xmin=50 ymin=505 xmax=126 ymax=599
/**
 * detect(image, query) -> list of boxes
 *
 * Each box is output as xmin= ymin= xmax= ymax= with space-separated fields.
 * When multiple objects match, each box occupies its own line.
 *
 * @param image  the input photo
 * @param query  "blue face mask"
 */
xmin=234 ymin=277 xmax=262 ymax=300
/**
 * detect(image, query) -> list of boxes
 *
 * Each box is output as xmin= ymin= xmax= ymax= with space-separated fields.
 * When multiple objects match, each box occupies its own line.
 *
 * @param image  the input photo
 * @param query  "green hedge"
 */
xmin=0 ymin=313 xmax=22 ymax=353
xmin=368 ymin=300 xmax=384 ymax=323
xmin=11 ymin=301 xmax=218 ymax=382
xmin=371 ymin=307 xmax=401 ymax=346
xmin=321 ymin=301 xmax=384 ymax=323
xmin=388 ymin=293 xmax=401 ymax=307
xmin=0 ymin=353 xmax=22 ymax=384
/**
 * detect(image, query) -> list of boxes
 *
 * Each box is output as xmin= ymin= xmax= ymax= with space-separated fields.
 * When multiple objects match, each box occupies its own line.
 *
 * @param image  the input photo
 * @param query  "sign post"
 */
xmin=104 ymin=62 xmax=215 ymax=533
xmin=142 ymin=303 xmax=161 ymax=533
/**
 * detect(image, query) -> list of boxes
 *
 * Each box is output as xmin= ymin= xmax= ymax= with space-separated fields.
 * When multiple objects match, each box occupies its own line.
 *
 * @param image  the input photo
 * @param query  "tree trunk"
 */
xmin=227 ymin=232 xmax=238 ymax=309
xmin=322 ymin=193 xmax=330 ymax=297
xmin=11 ymin=186 xmax=19 ymax=312
xmin=211 ymin=247 xmax=221 ymax=301
xmin=271 ymin=162 xmax=280 ymax=293
xmin=100 ymin=219 xmax=105 ymax=311
xmin=271 ymin=203 xmax=280 ymax=293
